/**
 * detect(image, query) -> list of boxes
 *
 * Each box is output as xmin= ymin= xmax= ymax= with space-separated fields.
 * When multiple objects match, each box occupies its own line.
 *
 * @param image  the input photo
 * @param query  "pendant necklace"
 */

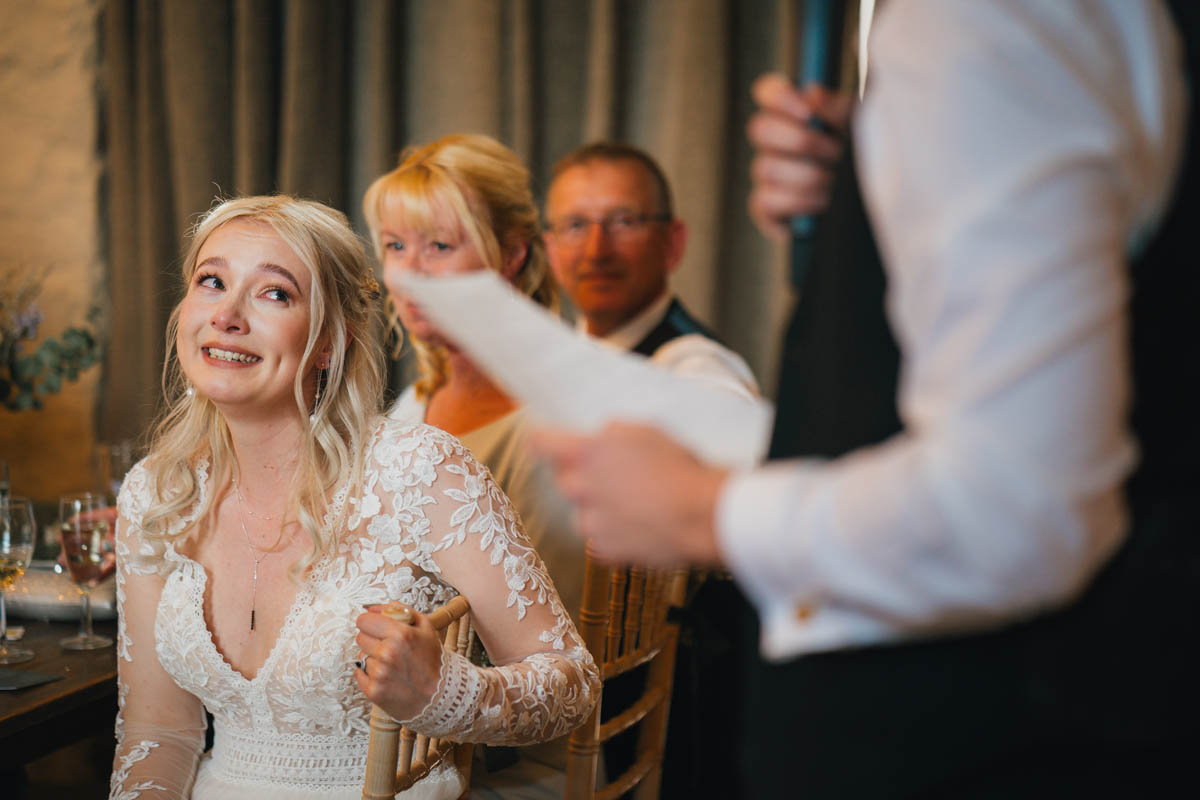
xmin=232 ymin=475 xmax=286 ymax=632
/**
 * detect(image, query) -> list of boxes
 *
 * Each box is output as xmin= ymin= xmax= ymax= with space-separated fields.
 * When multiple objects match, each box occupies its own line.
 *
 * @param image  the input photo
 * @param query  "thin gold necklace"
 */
xmin=231 ymin=479 xmax=287 ymax=632
xmin=233 ymin=474 xmax=276 ymax=521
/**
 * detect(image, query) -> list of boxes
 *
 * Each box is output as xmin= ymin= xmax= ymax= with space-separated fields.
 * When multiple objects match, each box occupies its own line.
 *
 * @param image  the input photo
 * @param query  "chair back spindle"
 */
xmin=362 ymin=594 xmax=477 ymax=800
xmin=565 ymin=542 xmax=688 ymax=800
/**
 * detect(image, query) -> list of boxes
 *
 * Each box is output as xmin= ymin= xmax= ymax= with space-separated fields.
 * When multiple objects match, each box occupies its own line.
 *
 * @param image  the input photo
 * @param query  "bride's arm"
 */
xmin=355 ymin=426 xmax=599 ymax=745
xmin=109 ymin=510 xmax=207 ymax=800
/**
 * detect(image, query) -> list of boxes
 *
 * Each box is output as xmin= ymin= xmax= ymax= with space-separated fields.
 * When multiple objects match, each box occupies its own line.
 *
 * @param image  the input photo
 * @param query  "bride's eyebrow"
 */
xmin=258 ymin=262 xmax=303 ymax=295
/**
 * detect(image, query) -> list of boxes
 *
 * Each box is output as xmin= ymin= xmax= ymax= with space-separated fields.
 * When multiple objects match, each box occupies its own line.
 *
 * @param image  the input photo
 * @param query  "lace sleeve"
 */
xmin=109 ymin=503 xmax=207 ymax=799
xmin=365 ymin=425 xmax=600 ymax=745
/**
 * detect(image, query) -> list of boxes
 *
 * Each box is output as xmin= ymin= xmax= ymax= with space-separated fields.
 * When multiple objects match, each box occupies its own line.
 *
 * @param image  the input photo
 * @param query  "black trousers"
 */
xmin=738 ymin=499 xmax=1200 ymax=798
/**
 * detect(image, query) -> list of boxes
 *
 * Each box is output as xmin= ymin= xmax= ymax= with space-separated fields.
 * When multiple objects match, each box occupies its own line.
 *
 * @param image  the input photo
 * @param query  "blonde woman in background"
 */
xmin=109 ymin=194 xmax=597 ymax=800
xmin=364 ymin=135 xmax=584 ymax=797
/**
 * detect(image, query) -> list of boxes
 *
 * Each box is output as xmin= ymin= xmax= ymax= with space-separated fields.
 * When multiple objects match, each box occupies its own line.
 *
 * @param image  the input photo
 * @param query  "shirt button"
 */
xmin=794 ymin=603 xmax=815 ymax=622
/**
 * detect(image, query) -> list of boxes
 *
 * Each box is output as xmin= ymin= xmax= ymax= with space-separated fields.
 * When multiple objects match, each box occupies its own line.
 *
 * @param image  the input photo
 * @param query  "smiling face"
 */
xmin=544 ymin=159 xmax=686 ymax=337
xmin=176 ymin=219 xmax=323 ymax=418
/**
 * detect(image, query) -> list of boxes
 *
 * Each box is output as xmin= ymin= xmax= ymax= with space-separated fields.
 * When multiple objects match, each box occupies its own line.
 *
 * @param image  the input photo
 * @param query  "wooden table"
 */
xmin=0 ymin=620 xmax=118 ymax=769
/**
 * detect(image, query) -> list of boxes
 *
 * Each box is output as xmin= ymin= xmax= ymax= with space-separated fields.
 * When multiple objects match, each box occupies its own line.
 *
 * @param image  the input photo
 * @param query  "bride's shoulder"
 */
xmin=369 ymin=417 xmax=473 ymax=458
xmin=116 ymin=456 xmax=208 ymax=533
xmin=114 ymin=456 xmax=207 ymax=569
xmin=116 ymin=457 xmax=156 ymax=526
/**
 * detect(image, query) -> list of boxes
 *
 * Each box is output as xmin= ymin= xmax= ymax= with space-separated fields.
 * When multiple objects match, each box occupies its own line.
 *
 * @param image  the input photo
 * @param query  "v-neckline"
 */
xmin=182 ymin=551 xmax=316 ymax=685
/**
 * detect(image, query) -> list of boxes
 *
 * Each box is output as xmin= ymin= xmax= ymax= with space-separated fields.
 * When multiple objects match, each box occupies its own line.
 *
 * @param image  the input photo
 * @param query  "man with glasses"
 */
xmin=543 ymin=142 xmax=756 ymax=797
xmin=544 ymin=142 xmax=756 ymax=398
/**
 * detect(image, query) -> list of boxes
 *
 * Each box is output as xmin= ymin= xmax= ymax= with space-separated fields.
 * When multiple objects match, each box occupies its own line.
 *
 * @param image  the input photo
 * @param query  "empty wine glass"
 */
xmin=1 ymin=495 xmax=36 ymax=664
xmin=59 ymin=492 xmax=114 ymax=650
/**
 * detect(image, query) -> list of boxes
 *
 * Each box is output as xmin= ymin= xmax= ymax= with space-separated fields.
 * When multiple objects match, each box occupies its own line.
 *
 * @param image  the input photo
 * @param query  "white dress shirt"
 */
xmin=719 ymin=0 xmax=1187 ymax=660
xmin=590 ymin=292 xmax=761 ymax=400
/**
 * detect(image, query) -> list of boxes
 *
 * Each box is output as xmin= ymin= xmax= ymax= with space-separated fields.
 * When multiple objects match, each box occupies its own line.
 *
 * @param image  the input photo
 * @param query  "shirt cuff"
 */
xmin=715 ymin=460 xmax=832 ymax=659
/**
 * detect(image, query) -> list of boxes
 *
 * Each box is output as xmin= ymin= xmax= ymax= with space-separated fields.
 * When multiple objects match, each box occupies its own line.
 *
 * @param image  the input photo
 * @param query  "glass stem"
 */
xmin=1 ymin=590 xmax=8 ymax=645
xmin=81 ymin=589 xmax=93 ymax=639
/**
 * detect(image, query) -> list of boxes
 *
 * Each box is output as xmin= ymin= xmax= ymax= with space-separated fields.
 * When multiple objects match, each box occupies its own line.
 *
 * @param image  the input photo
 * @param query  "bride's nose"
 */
xmin=211 ymin=294 xmax=248 ymax=333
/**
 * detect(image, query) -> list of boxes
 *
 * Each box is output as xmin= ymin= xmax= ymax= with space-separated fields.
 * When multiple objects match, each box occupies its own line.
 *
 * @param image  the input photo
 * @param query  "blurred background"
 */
xmin=0 ymin=0 xmax=846 ymax=504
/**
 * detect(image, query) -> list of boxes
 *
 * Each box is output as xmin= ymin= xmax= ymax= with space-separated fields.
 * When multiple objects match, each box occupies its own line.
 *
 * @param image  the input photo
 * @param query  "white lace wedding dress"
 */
xmin=108 ymin=420 xmax=599 ymax=800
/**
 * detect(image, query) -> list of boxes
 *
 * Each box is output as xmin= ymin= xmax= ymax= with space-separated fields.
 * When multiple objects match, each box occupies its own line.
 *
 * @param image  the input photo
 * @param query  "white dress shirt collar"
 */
xmin=575 ymin=293 xmax=673 ymax=351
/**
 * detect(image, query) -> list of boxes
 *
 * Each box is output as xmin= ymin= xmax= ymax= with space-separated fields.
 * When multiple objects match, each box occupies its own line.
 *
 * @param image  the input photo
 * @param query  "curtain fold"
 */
xmin=582 ymin=0 xmax=617 ymax=142
xmin=233 ymin=0 xmax=283 ymax=197
xmin=99 ymin=0 xmax=796 ymax=442
xmin=347 ymin=0 xmax=400 ymax=234
xmin=278 ymin=1 xmax=350 ymax=205
xmin=162 ymin=1 xmax=234 ymax=229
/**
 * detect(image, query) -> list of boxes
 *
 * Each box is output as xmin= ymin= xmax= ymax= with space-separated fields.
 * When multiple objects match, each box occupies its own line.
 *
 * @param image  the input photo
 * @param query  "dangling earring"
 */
xmin=185 ymin=383 xmax=195 ymax=398
xmin=310 ymin=363 xmax=328 ymax=424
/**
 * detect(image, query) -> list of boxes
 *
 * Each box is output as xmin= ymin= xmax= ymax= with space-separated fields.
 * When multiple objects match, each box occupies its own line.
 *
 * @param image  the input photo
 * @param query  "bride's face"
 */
xmin=378 ymin=212 xmax=487 ymax=347
xmin=176 ymin=219 xmax=320 ymax=416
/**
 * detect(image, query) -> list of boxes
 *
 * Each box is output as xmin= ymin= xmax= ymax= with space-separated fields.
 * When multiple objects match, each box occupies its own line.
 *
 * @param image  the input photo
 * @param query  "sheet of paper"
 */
xmin=398 ymin=271 xmax=773 ymax=469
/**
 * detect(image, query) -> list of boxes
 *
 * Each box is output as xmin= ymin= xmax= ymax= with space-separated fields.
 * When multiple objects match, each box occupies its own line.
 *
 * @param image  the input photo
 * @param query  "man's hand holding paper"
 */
xmin=529 ymin=422 xmax=728 ymax=566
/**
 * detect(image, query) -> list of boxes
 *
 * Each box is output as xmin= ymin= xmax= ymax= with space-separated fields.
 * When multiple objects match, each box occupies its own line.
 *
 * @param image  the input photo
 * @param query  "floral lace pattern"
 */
xmin=109 ymin=419 xmax=598 ymax=799
xmin=109 ymin=741 xmax=166 ymax=800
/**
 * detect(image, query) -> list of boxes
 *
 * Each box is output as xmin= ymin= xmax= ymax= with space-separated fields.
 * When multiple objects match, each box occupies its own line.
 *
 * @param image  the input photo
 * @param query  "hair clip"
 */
xmin=361 ymin=272 xmax=382 ymax=301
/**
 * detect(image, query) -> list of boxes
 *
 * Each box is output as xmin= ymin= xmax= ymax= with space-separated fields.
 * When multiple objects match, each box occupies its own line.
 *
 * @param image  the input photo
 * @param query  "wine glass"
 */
xmin=59 ymin=492 xmax=114 ymax=650
xmin=1 ymin=495 xmax=36 ymax=664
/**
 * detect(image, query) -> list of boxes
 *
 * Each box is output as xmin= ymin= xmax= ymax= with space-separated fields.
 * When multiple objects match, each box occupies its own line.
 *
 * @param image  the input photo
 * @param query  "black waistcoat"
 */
xmin=630 ymin=297 xmax=722 ymax=358
xmin=744 ymin=5 xmax=1199 ymax=796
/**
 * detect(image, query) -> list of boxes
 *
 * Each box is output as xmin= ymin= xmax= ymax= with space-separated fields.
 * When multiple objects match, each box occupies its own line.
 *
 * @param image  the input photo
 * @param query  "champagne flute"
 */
xmin=59 ymin=492 xmax=114 ymax=650
xmin=1 ymin=495 xmax=36 ymax=664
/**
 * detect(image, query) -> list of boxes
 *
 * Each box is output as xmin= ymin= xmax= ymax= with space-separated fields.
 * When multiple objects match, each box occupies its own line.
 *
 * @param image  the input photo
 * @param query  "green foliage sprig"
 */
xmin=1 ymin=267 xmax=103 ymax=411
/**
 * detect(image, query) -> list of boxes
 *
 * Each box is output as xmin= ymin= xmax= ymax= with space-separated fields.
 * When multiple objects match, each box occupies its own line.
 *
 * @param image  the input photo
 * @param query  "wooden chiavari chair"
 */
xmin=565 ymin=543 xmax=689 ymax=800
xmin=361 ymin=595 xmax=478 ymax=800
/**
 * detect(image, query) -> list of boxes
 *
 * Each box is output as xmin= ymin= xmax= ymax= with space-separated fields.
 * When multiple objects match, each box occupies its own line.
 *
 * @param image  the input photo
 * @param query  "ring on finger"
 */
xmin=382 ymin=603 xmax=415 ymax=625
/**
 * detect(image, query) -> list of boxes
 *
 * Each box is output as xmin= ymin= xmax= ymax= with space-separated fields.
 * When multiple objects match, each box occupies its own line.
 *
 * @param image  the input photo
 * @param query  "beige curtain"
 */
xmin=99 ymin=0 xmax=794 ymax=442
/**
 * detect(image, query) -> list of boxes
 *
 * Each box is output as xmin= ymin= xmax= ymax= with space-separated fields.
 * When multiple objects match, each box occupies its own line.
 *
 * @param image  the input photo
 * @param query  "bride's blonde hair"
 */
xmin=362 ymin=133 xmax=557 ymax=400
xmin=140 ymin=195 xmax=384 ymax=567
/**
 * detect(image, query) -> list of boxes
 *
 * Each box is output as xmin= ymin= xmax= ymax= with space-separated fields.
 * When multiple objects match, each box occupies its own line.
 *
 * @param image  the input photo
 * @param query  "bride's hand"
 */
xmin=354 ymin=603 xmax=445 ymax=721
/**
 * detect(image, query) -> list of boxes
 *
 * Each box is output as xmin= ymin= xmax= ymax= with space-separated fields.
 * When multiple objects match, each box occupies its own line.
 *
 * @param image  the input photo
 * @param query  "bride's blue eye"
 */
xmin=197 ymin=273 xmax=223 ymax=290
xmin=431 ymin=241 xmax=451 ymax=252
xmin=263 ymin=287 xmax=291 ymax=303
xmin=384 ymin=240 xmax=404 ymax=252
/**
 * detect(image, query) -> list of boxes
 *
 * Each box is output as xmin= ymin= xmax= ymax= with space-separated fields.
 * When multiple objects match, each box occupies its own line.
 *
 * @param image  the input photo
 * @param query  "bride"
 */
xmin=108 ymin=195 xmax=599 ymax=799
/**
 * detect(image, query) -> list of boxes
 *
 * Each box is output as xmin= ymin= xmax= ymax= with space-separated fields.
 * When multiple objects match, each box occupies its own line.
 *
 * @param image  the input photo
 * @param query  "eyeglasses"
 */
xmin=544 ymin=213 xmax=671 ymax=243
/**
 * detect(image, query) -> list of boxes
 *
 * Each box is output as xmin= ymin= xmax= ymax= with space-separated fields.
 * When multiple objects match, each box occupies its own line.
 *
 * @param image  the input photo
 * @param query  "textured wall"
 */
xmin=0 ymin=0 xmax=104 ymax=503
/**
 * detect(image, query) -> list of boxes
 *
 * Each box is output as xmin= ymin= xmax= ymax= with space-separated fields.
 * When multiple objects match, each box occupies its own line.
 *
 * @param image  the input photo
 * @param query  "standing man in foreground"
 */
xmin=543 ymin=142 xmax=765 ymax=797
xmin=535 ymin=0 xmax=1197 ymax=796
